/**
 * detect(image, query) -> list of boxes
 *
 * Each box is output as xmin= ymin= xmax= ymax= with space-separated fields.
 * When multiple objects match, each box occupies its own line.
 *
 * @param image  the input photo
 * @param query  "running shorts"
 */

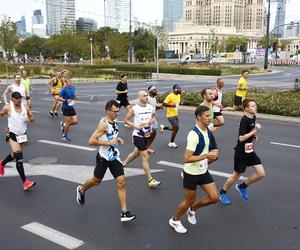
xmin=183 ymin=170 xmax=214 ymax=190
xmin=94 ymin=153 xmax=124 ymax=179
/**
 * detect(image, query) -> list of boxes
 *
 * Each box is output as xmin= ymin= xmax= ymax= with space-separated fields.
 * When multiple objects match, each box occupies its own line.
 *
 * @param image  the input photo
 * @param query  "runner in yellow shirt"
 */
xmin=47 ymin=71 xmax=65 ymax=117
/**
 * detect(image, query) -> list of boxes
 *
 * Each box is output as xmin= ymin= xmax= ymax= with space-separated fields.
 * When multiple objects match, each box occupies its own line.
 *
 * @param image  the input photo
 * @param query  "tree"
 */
xmin=16 ymin=35 xmax=45 ymax=57
xmin=279 ymin=39 xmax=290 ymax=51
xmin=225 ymin=37 xmax=249 ymax=52
xmin=0 ymin=15 xmax=19 ymax=59
xmin=258 ymin=34 xmax=276 ymax=48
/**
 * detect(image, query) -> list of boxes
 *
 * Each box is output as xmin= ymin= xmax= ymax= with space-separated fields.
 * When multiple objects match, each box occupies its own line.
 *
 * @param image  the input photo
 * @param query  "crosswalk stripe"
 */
xmin=38 ymin=140 xmax=96 ymax=151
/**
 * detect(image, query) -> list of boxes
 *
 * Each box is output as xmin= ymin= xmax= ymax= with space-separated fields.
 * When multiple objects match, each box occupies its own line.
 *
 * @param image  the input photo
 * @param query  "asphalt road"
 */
xmin=0 ymin=85 xmax=299 ymax=249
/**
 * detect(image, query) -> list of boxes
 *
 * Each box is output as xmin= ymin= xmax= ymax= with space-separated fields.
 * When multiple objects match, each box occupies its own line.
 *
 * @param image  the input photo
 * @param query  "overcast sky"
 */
xmin=1 ymin=0 xmax=299 ymax=32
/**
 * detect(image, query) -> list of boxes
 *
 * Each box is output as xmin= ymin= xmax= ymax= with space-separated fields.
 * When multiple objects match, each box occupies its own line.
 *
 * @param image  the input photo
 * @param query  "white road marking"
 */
xmin=21 ymin=222 xmax=84 ymax=249
xmin=40 ymin=98 xmax=93 ymax=104
xmin=157 ymin=160 xmax=247 ymax=180
xmin=4 ymin=163 xmax=163 ymax=184
xmin=31 ymin=110 xmax=40 ymax=113
xmin=270 ymin=141 xmax=300 ymax=149
xmin=38 ymin=140 xmax=96 ymax=151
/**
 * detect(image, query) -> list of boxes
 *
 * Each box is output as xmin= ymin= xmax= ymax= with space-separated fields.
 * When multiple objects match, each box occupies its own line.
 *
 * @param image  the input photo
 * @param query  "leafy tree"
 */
xmin=0 ymin=15 xmax=19 ymax=59
xmin=225 ymin=37 xmax=249 ymax=52
xmin=258 ymin=34 xmax=277 ymax=48
xmin=279 ymin=39 xmax=290 ymax=51
xmin=16 ymin=35 xmax=45 ymax=57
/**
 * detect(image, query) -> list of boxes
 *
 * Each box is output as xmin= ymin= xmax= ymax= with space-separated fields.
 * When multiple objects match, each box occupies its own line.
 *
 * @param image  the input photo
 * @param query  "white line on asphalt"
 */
xmin=40 ymin=98 xmax=93 ymax=104
xmin=38 ymin=140 xmax=96 ymax=151
xmin=21 ymin=222 xmax=84 ymax=249
xmin=270 ymin=141 xmax=300 ymax=149
xmin=157 ymin=160 xmax=247 ymax=180
xmin=31 ymin=111 xmax=40 ymax=113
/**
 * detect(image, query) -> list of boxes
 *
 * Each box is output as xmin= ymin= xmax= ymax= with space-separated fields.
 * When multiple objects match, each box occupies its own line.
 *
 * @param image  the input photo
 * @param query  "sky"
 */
xmin=1 ymin=0 xmax=300 ymax=32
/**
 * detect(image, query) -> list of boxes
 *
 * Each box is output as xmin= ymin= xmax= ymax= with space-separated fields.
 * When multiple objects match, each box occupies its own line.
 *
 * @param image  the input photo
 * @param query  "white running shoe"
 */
xmin=187 ymin=207 xmax=197 ymax=225
xmin=169 ymin=217 xmax=187 ymax=234
xmin=159 ymin=124 xmax=165 ymax=133
xmin=168 ymin=142 xmax=178 ymax=148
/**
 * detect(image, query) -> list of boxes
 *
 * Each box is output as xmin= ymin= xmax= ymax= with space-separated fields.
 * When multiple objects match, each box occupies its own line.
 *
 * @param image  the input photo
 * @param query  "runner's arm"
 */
xmin=239 ymin=127 xmax=260 ymax=142
xmin=2 ymin=85 xmax=12 ymax=105
xmin=0 ymin=105 xmax=9 ymax=118
xmin=184 ymin=149 xmax=208 ymax=163
xmin=26 ymin=106 xmax=34 ymax=122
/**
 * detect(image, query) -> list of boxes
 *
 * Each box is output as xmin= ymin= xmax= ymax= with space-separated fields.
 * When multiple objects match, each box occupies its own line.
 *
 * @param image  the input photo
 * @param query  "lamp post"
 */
xmin=264 ymin=0 xmax=271 ymax=70
xmin=275 ymin=7 xmax=281 ymax=62
xmin=90 ymin=37 xmax=93 ymax=65
xmin=129 ymin=0 xmax=133 ymax=63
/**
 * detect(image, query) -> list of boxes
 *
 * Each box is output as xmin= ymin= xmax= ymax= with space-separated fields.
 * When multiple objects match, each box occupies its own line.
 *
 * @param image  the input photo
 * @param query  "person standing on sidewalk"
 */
xmin=160 ymin=84 xmax=181 ymax=148
xmin=76 ymin=100 xmax=136 ymax=222
xmin=123 ymin=90 xmax=161 ymax=189
xmin=0 ymin=91 xmax=36 ymax=191
xmin=219 ymin=98 xmax=265 ymax=205
xmin=169 ymin=105 xmax=219 ymax=234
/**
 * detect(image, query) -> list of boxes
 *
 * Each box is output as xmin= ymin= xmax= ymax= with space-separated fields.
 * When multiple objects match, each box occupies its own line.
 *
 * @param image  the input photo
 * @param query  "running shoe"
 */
xmin=60 ymin=121 xmax=65 ymax=134
xmin=187 ymin=207 xmax=197 ymax=225
xmin=147 ymin=148 xmax=155 ymax=154
xmin=180 ymin=172 xmax=184 ymax=179
xmin=0 ymin=160 xmax=5 ymax=176
xmin=169 ymin=217 xmax=187 ymax=234
xmin=235 ymin=184 xmax=249 ymax=200
xmin=219 ymin=192 xmax=231 ymax=205
xmin=148 ymin=178 xmax=161 ymax=189
xmin=54 ymin=112 xmax=58 ymax=118
xmin=124 ymin=123 xmax=131 ymax=128
xmin=168 ymin=142 xmax=178 ymax=148
xmin=48 ymin=110 xmax=54 ymax=117
xmin=159 ymin=124 xmax=165 ymax=133
xmin=23 ymin=179 xmax=36 ymax=191
xmin=120 ymin=210 xmax=136 ymax=222
xmin=61 ymin=135 xmax=72 ymax=142
xmin=76 ymin=186 xmax=85 ymax=205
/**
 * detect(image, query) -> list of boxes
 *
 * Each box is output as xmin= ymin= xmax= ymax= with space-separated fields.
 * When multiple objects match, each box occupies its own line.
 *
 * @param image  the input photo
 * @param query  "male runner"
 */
xmin=123 ymin=91 xmax=161 ymax=189
xmin=21 ymin=70 xmax=31 ymax=108
xmin=47 ymin=71 xmax=65 ymax=117
xmin=169 ymin=105 xmax=219 ymax=234
xmin=200 ymin=88 xmax=215 ymax=132
xmin=56 ymin=78 xmax=78 ymax=142
xmin=212 ymin=78 xmax=225 ymax=128
xmin=219 ymin=98 xmax=265 ymax=205
xmin=0 ymin=91 xmax=35 ymax=190
xmin=76 ymin=100 xmax=136 ymax=222
xmin=160 ymin=84 xmax=181 ymax=148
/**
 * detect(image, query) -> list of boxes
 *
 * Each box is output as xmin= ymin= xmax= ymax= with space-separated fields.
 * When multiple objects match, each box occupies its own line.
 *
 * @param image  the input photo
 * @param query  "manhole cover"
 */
xmin=28 ymin=157 xmax=58 ymax=165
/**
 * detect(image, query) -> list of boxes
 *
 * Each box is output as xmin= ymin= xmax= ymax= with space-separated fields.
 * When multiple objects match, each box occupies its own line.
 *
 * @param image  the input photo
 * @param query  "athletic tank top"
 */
xmin=21 ymin=78 xmax=31 ymax=94
xmin=52 ymin=78 xmax=64 ymax=95
xmin=213 ymin=87 xmax=223 ymax=112
xmin=11 ymin=84 xmax=27 ymax=105
xmin=8 ymin=102 xmax=28 ymax=135
xmin=132 ymin=103 xmax=153 ymax=138
xmin=98 ymin=118 xmax=120 ymax=161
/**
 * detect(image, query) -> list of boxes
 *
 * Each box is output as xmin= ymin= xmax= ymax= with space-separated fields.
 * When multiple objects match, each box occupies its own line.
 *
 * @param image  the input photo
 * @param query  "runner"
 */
xmin=20 ymin=70 xmax=32 ymax=108
xmin=200 ymin=88 xmax=216 ymax=132
xmin=160 ymin=84 xmax=181 ymax=148
xmin=56 ymin=78 xmax=78 ymax=142
xmin=47 ymin=71 xmax=65 ymax=117
xmin=146 ymin=85 xmax=163 ymax=154
xmin=2 ymin=74 xmax=29 ymax=107
xmin=17 ymin=65 xmax=25 ymax=76
xmin=219 ymin=98 xmax=265 ymax=205
xmin=0 ymin=91 xmax=36 ymax=191
xmin=212 ymin=78 xmax=225 ymax=128
xmin=76 ymin=100 xmax=136 ymax=222
xmin=123 ymin=90 xmax=161 ymax=189
xmin=115 ymin=74 xmax=130 ymax=127
xmin=169 ymin=105 xmax=219 ymax=234
xmin=225 ymin=70 xmax=249 ymax=111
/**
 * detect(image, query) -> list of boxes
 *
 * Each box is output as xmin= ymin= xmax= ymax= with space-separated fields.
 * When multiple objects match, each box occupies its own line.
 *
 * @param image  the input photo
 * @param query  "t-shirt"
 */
xmin=59 ymin=85 xmax=76 ymax=109
xmin=184 ymin=125 xmax=217 ymax=175
xmin=164 ymin=92 xmax=180 ymax=118
xmin=236 ymin=77 xmax=248 ymax=97
xmin=116 ymin=82 xmax=128 ymax=101
xmin=235 ymin=115 xmax=256 ymax=154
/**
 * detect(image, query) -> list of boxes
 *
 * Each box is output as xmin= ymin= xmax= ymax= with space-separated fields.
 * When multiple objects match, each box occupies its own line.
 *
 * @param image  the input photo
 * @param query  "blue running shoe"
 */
xmin=235 ymin=184 xmax=249 ymax=200
xmin=61 ymin=135 xmax=72 ymax=142
xmin=219 ymin=192 xmax=231 ymax=205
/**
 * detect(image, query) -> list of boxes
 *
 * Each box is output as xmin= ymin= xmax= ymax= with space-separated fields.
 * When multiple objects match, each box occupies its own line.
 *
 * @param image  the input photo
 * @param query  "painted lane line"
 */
xmin=31 ymin=110 xmax=40 ymax=113
xmin=21 ymin=222 xmax=84 ymax=249
xmin=157 ymin=160 xmax=247 ymax=181
xmin=38 ymin=140 xmax=96 ymax=151
xmin=270 ymin=141 xmax=300 ymax=149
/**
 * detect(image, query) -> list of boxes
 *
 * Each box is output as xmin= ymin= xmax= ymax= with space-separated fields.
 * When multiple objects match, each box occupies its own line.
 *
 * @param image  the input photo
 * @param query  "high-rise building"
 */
xmin=107 ymin=0 xmax=130 ymax=32
xmin=163 ymin=0 xmax=183 ymax=32
xmin=46 ymin=0 xmax=76 ymax=36
xmin=273 ymin=0 xmax=287 ymax=38
xmin=32 ymin=9 xmax=46 ymax=37
xmin=76 ymin=17 xmax=97 ymax=32
xmin=15 ymin=16 xmax=26 ymax=35
xmin=284 ymin=21 xmax=300 ymax=38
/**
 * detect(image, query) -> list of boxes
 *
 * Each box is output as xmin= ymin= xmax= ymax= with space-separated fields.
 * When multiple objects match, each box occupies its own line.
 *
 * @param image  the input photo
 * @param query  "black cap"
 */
xmin=11 ymin=91 xmax=22 ymax=99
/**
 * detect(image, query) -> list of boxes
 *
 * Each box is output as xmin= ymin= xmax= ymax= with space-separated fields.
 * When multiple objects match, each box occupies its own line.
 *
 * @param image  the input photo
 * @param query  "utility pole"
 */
xmin=129 ymin=0 xmax=133 ymax=63
xmin=104 ymin=0 xmax=107 ymax=27
xmin=275 ymin=7 xmax=281 ymax=62
xmin=264 ymin=0 xmax=271 ymax=70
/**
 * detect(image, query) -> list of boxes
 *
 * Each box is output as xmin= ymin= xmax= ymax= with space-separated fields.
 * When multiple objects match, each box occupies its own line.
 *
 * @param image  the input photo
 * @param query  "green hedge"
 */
xmin=157 ymin=89 xmax=300 ymax=117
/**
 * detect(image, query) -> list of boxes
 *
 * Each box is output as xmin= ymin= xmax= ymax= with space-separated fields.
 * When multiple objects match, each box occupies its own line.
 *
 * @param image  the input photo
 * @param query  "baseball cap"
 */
xmin=173 ymin=84 xmax=181 ymax=90
xmin=11 ymin=91 xmax=22 ymax=99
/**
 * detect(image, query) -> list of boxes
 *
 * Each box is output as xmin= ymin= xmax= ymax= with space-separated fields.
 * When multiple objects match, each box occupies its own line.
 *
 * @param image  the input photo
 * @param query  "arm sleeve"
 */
xmin=186 ymin=131 xmax=199 ymax=152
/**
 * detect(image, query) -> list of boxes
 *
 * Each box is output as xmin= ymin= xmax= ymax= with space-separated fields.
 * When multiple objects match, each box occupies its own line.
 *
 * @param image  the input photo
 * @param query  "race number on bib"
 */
xmin=198 ymin=158 xmax=208 ymax=170
xmin=245 ymin=143 xmax=254 ymax=153
xmin=16 ymin=134 xmax=28 ymax=144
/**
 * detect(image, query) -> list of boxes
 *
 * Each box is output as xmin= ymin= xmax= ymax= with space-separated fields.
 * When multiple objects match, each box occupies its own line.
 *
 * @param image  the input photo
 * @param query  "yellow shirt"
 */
xmin=51 ymin=78 xmax=64 ymax=95
xmin=164 ymin=92 xmax=181 ymax=118
xmin=235 ymin=77 xmax=248 ymax=97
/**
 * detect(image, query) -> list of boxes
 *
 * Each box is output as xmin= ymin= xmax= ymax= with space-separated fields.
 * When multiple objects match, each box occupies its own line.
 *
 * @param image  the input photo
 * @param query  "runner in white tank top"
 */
xmin=212 ymin=78 xmax=225 ymax=129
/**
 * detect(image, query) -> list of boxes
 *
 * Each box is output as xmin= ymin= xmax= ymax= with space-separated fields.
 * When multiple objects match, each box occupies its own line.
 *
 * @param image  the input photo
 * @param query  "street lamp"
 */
xmin=275 ymin=7 xmax=281 ymax=62
xmin=90 ymin=37 xmax=93 ymax=65
xmin=264 ymin=0 xmax=271 ymax=70
xmin=129 ymin=0 xmax=133 ymax=63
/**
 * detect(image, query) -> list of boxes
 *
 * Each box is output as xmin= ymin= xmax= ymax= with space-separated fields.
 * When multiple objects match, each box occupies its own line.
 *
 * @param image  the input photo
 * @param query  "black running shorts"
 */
xmin=117 ymin=98 xmax=130 ymax=108
xmin=183 ymin=170 xmax=214 ymax=190
xmin=94 ymin=153 xmax=124 ymax=179
xmin=234 ymin=95 xmax=243 ymax=106
xmin=213 ymin=111 xmax=223 ymax=118
xmin=234 ymin=151 xmax=262 ymax=173
xmin=62 ymin=107 xmax=77 ymax=117
xmin=133 ymin=136 xmax=148 ymax=151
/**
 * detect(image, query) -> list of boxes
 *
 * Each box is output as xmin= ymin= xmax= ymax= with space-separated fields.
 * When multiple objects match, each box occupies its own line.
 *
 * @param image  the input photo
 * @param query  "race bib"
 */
xmin=16 ymin=134 xmax=28 ymax=144
xmin=198 ymin=158 xmax=208 ymax=169
xmin=68 ymin=99 xmax=75 ymax=106
xmin=245 ymin=143 xmax=254 ymax=153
